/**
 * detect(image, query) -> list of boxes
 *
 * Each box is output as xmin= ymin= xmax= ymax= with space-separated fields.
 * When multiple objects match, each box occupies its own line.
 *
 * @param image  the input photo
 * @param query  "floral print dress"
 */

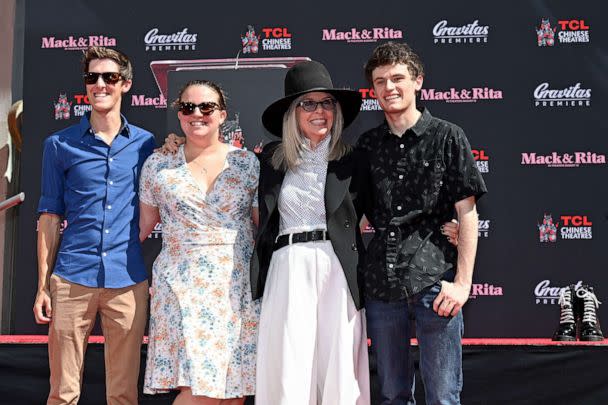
xmin=140 ymin=145 xmax=260 ymax=398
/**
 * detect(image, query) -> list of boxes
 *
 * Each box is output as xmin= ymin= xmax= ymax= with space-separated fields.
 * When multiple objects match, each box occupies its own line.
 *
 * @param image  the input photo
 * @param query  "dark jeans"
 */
xmin=366 ymin=282 xmax=464 ymax=405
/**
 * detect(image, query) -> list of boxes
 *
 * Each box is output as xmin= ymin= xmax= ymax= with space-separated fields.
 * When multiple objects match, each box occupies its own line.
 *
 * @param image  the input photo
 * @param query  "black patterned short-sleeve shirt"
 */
xmin=356 ymin=108 xmax=487 ymax=301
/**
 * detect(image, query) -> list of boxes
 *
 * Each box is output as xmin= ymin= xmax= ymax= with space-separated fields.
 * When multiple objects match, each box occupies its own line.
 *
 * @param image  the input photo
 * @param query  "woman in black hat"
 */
xmin=251 ymin=60 xmax=371 ymax=405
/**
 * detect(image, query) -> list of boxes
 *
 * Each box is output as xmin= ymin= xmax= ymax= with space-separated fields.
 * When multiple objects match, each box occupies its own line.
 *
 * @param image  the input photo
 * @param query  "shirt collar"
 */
xmin=382 ymin=107 xmax=432 ymax=138
xmin=301 ymin=134 xmax=331 ymax=159
xmin=79 ymin=112 xmax=131 ymax=138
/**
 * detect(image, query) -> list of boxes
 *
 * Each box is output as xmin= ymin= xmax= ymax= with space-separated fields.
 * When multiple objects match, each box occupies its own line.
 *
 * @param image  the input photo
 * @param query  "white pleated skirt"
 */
xmin=255 ymin=240 xmax=370 ymax=405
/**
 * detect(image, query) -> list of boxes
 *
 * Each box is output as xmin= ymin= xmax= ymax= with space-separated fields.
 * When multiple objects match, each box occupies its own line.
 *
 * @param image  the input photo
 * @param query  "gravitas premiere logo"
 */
xmin=533 ymin=82 xmax=591 ymax=107
xmin=433 ymin=20 xmax=489 ymax=44
xmin=469 ymin=283 xmax=502 ymax=299
xmin=41 ymin=35 xmax=116 ymax=51
xmin=521 ymin=152 xmax=606 ymax=168
xmin=472 ymin=149 xmax=490 ymax=173
xmin=144 ymin=28 xmax=197 ymax=51
xmin=534 ymin=280 xmax=583 ymax=305
xmin=538 ymin=214 xmax=593 ymax=242
xmin=321 ymin=27 xmax=402 ymax=43
xmin=536 ymin=18 xmax=590 ymax=46
xmin=358 ymin=88 xmax=382 ymax=111
xmin=420 ymin=87 xmax=502 ymax=103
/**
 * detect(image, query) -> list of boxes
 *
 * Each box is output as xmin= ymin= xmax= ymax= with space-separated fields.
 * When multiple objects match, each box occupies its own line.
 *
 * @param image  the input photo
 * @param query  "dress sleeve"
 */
xmin=248 ymin=153 xmax=260 ymax=208
xmin=139 ymin=155 xmax=158 ymax=207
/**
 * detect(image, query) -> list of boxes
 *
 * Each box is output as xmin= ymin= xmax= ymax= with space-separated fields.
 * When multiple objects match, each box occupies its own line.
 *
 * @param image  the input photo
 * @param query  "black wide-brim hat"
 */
xmin=262 ymin=60 xmax=362 ymax=137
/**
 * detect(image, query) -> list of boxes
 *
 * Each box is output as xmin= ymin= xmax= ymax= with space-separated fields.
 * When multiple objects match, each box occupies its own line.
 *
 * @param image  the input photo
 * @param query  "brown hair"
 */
xmin=171 ymin=80 xmax=227 ymax=110
xmin=82 ymin=46 xmax=133 ymax=81
xmin=364 ymin=41 xmax=424 ymax=84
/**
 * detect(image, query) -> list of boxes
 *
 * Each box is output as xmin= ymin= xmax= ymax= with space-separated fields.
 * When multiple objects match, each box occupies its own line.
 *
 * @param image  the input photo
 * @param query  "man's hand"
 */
xmin=432 ymin=280 xmax=471 ymax=317
xmin=155 ymin=133 xmax=184 ymax=154
xmin=33 ymin=288 xmax=52 ymax=324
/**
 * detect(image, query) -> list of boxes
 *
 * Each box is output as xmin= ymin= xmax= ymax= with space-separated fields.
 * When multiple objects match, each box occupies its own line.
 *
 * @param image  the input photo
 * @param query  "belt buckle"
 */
xmin=310 ymin=231 xmax=317 ymax=242
xmin=288 ymin=233 xmax=294 ymax=245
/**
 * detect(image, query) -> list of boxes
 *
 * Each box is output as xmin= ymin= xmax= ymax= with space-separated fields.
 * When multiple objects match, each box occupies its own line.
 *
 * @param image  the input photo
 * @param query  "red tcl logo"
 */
xmin=557 ymin=20 xmax=589 ymax=30
xmin=358 ymin=88 xmax=377 ymax=99
xmin=262 ymin=28 xmax=291 ymax=38
xmin=472 ymin=149 xmax=489 ymax=161
xmin=73 ymin=95 xmax=91 ymax=104
xmin=560 ymin=215 xmax=592 ymax=226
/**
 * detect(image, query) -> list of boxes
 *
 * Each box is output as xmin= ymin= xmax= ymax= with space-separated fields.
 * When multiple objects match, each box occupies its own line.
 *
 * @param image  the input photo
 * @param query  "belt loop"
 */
xmin=323 ymin=231 xmax=327 ymax=241
xmin=288 ymin=233 xmax=293 ymax=245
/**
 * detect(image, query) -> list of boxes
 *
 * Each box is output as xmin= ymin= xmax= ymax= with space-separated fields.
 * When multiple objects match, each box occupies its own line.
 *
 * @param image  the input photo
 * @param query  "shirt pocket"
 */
xmin=400 ymin=157 xmax=445 ymax=212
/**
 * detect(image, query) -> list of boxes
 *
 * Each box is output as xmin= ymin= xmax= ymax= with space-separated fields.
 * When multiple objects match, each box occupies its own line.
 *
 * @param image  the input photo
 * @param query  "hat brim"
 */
xmin=262 ymin=88 xmax=362 ymax=137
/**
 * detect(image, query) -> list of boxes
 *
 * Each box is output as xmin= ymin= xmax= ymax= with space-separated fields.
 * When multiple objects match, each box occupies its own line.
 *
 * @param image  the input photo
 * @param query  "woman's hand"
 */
xmin=155 ymin=133 xmax=184 ymax=154
xmin=441 ymin=219 xmax=459 ymax=246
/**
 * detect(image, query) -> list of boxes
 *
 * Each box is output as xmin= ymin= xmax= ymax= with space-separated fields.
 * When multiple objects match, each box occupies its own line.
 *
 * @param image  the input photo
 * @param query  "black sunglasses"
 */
xmin=297 ymin=98 xmax=337 ymax=112
xmin=178 ymin=101 xmax=221 ymax=116
xmin=83 ymin=72 xmax=124 ymax=85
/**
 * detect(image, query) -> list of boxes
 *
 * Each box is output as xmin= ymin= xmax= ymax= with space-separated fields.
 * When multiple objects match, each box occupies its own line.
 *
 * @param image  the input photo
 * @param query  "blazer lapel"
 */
xmin=325 ymin=159 xmax=350 ymax=216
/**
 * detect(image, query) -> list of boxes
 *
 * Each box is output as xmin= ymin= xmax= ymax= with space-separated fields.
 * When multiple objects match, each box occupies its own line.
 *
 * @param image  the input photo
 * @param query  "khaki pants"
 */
xmin=47 ymin=274 xmax=149 ymax=405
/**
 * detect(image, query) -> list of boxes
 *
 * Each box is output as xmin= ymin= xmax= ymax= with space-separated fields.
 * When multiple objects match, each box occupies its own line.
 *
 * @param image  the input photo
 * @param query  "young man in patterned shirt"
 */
xmin=357 ymin=42 xmax=487 ymax=404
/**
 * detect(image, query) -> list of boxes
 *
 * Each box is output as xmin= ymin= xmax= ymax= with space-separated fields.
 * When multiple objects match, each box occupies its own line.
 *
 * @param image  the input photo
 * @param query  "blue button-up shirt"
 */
xmin=38 ymin=113 xmax=155 ymax=288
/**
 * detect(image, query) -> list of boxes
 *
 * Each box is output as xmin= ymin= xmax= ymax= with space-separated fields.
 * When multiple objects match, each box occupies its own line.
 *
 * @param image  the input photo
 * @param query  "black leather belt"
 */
xmin=274 ymin=230 xmax=329 ymax=251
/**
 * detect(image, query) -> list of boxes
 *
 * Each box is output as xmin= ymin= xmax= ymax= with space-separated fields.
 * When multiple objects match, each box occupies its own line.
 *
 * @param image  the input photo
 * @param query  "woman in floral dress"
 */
xmin=139 ymin=80 xmax=259 ymax=405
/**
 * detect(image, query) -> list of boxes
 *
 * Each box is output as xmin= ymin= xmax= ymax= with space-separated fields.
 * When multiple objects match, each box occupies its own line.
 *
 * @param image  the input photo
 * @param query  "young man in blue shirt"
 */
xmin=33 ymin=46 xmax=155 ymax=405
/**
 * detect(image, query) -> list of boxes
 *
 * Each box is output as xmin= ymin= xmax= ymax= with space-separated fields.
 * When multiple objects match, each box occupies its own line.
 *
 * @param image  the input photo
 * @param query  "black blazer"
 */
xmin=251 ymin=142 xmax=371 ymax=310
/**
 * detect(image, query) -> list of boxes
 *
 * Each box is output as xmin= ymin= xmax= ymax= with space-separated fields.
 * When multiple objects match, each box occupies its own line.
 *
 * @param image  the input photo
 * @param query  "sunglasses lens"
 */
xmin=84 ymin=73 xmax=98 ymax=84
xmin=321 ymin=99 xmax=336 ymax=110
xmin=179 ymin=102 xmax=196 ymax=115
xmin=300 ymin=100 xmax=317 ymax=112
xmin=103 ymin=72 xmax=122 ymax=84
xmin=198 ymin=102 xmax=217 ymax=114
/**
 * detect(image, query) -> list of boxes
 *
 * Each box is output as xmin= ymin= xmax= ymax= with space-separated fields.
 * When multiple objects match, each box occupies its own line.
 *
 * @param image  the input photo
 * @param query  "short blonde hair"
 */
xmin=272 ymin=94 xmax=350 ymax=171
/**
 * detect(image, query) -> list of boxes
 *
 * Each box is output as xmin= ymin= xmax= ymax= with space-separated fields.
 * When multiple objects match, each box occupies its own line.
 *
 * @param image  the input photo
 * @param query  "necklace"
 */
xmin=189 ymin=159 xmax=208 ymax=175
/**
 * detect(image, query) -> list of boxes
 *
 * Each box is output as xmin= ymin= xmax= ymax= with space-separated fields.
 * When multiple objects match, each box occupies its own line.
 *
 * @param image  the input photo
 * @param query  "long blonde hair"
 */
xmin=271 ymin=94 xmax=350 ymax=171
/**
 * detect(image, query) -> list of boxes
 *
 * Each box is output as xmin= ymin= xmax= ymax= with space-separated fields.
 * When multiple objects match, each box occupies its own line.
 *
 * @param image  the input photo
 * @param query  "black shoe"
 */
xmin=576 ymin=285 xmax=604 ymax=342
xmin=552 ymin=285 xmax=577 ymax=341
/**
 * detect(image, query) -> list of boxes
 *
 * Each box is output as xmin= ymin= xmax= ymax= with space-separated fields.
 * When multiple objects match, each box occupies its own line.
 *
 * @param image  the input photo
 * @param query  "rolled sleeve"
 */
xmin=38 ymin=137 xmax=65 ymax=215
xmin=444 ymin=127 xmax=487 ymax=203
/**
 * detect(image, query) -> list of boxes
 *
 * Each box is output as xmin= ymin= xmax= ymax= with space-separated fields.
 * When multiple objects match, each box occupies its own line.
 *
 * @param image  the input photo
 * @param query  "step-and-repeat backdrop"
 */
xmin=13 ymin=0 xmax=606 ymax=336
